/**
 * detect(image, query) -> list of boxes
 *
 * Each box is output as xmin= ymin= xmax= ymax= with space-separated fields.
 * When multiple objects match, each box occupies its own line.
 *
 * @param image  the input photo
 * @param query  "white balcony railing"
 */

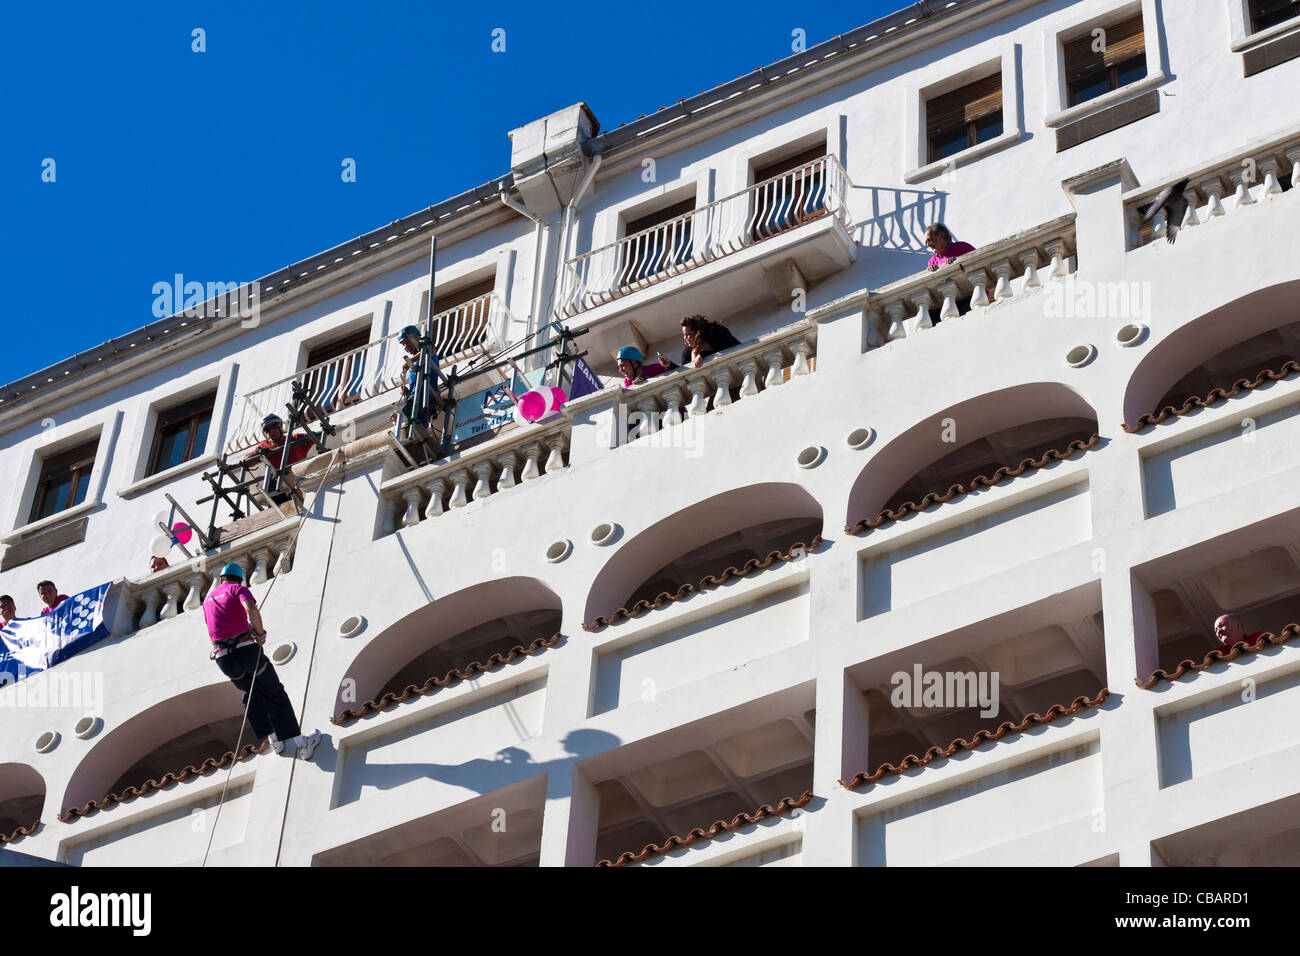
xmin=556 ymin=155 xmax=852 ymax=318
xmin=225 ymin=294 xmax=503 ymax=453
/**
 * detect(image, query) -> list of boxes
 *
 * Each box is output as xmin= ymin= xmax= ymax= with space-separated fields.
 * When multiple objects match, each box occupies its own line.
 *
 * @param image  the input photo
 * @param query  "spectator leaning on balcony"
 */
xmin=0 ymin=595 xmax=15 ymax=626
xmin=680 ymin=315 xmax=741 ymax=369
xmin=37 ymin=581 xmax=69 ymax=616
xmin=925 ymin=223 xmax=977 ymax=271
xmin=202 ymin=562 xmax=322 ymax=760
xmin=617 ymin=346 xmax=673 ymax=388
xmin=1214 ymin=613 xmax=1267 ymax=650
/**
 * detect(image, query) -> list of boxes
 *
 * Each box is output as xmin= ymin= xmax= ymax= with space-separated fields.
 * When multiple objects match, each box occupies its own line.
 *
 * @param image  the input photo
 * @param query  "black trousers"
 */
xmin=215 ymin=643 xmax=301 ymax=743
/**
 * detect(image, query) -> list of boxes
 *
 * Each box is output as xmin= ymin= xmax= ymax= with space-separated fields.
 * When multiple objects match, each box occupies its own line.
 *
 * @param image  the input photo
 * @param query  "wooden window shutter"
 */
xmin=926 ymin=73 xmax=1002 ymax=138
xmin=1064 ymin=14 xmax=1145 ymax=83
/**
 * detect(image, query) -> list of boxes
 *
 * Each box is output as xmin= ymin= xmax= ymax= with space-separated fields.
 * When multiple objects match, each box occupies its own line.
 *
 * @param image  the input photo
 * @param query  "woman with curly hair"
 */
xmin=680 ymin=314 xmax=741 ymax=368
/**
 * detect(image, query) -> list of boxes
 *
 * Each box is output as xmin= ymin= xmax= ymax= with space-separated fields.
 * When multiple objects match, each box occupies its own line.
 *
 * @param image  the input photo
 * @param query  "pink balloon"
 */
xmin=171 ymin=522 xmax=193 ymax=545
xmin=517 ymin=390 xmax=549 ymax=422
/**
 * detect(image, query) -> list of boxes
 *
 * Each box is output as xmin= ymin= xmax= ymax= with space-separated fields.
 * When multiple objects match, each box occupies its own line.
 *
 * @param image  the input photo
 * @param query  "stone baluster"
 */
xmin=634 ymin=396 xmax=660 ymax=438
xmin=991 ymin=260 xmax=1015 ymax=301
xmin=1288 ymin=148 xmax=1300 ymax=196
xmin=1260 ymin=157 xmax=1284 ymax=198
xmin=885 ymin=300 xmax=908 ymax=340
xmin=138 ymin=588 xmax=162 ymax=629
xmin=471 ymin=462 xmax=494 ymax=501
xmin=273 ymin=544 xmax=293 ymax=576
xmin=1229 ymin=166 xmax=1255 ymax=208
xmin=968 ymin=269 xmax=991 ymax=309
xmin=737 ymin=358 xmax=760 ymax=398
xmin=159 ymin=582 xmax=184 ymax=621
xmin=448 ymin=470 xmax=471 ymax=508
xmin=401 ymin=487 xmax=424 ymax=527
xmin=520 ymin=444 xmax=543 ymax=482
xmin=544 ymin=436 xmax=567 ymax=472
xmin=1200 ymin=177 xmax=1226 ymax=218
xmin=496 ymin=452 xmax=519 ymax=491
xmin=937 ymin=280 xmax=962 ymax=321
xmin=662 ymin=386 xmax=685 ymax=427
xmin=761 ymin=348 xmax=786 ymax=386
xmin=711 ymin=367 xmax=735 ymax=408
xmin=792 ymin=337 xmax=814 ymax=375
xmin=183 ymin=573 xmax=207 ymax=612
xmin=1179 ymin=186 xmax=1200 ymax=230
xmin=906 ymin=290 xmax=934 ymax=333
xmin=423 ymin=477 xmax=448 ymax=519
xmin=1018 ymin=250 xmax=1041 ymax=290
xmin=1044 ymin=239 xmax=1069 ymax=279
xmin=685 ymin=377 xmax=711 ymax=417
xmin=250 ymin=550 xmax=273 ymax=585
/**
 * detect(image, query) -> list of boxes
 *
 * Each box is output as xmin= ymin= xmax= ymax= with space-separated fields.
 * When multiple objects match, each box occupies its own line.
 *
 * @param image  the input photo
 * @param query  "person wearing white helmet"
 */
xmin=202 ymin=562 xmax=321 ymax=760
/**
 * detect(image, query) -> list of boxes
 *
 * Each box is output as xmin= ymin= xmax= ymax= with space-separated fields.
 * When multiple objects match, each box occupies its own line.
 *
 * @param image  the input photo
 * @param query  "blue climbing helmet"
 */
xmin=260 ymin=413 xmax=283 ymax=433
xmin=400 ymin=325 xmax=421 ymax=341
xmin=617 ymin=345 xmax=643 ymax=363
xmin=221 ymin=563 xmax=244 ymax=582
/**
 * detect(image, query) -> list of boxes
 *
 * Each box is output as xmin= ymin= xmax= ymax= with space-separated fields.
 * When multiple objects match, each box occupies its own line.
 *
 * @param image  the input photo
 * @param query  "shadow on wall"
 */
xmin=852 ymin=185 xmax=947 ymax=282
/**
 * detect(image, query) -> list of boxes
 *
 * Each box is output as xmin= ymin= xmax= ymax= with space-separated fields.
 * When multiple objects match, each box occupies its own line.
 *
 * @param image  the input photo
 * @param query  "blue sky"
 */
xmin=1 ymin=1 xmax=902 ymax=383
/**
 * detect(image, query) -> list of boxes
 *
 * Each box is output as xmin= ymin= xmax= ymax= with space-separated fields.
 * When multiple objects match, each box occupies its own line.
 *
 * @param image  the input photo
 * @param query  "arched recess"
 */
xmin=583 ymin=482 xmax=823 ymax=625
xmin=1123 ymin=280 xmax=1300 ymax=427
xmin=845 ymin=382 xmax=1099 ymax=530
xmin=0 ymin=764 xmax=46 ymax=839
xmin=335 ymin=576 xmax=562 ymax=721
xmin=62 ymin=683 xmax=248 ymax=817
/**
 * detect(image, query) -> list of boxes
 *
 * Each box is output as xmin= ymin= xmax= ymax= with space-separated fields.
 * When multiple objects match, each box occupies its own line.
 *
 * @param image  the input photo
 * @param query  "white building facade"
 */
xmin=2 ymin=0 xmax=1299 ymax=866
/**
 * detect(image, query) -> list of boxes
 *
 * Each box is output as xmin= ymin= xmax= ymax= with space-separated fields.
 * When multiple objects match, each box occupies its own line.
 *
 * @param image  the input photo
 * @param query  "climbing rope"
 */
xmin=201 ymin=449 xmax=343 ymax=867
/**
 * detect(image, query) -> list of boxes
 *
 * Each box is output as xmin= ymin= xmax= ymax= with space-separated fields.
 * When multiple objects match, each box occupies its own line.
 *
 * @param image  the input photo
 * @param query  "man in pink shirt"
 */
xmin=37 ymin=581 xmax=69 ymax=616
xmin=925 ymin=223 xmax=976 ymax=271
xmin=616 ymin=346 xmax=672 ymax=388
xmin=1214 ymin=614 xmax=1267 ymax=649
xmin=202 ymin=562 xmax=321 ymax=760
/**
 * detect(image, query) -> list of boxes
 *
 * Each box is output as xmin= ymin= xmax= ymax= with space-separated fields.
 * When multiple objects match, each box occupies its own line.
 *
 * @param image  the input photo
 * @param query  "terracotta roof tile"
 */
xmin=0 ymin=821 xmax=41 ymax=845
xmin=1136 ymin=626 xmax=1297 ymax=689
xmin=333 ymin=632 xmax=563 ymax=724
xmin=839 ymin=689 xmax=1109 ymax=790
xmin=596 ymin=790 xmax=813 ymax=866
xmin=59 ymin=741 xmax=268 ymax=821
xmin=1123 ymin=360 xmax=1300 ymax=432
xmin=583 ymin=537 xmax=822 ymax=631
xmin=847 ymin=435 xmax=1100 ymax=535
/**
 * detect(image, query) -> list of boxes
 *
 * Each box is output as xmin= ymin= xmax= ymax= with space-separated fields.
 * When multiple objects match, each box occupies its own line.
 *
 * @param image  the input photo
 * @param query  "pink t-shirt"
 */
xmin=622 ymin=362 xmax=670 ymax=388
xmin=927 ymin=240 xmax=976 ymax=270
xmin=202 ymin=582 xmax=256 ymax=643
xmin=40 ymin=596 xmax=70 ymax=616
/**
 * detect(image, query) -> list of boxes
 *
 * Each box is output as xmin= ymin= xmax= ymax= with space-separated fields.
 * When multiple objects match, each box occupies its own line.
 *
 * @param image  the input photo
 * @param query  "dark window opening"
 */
xmin=30 ymin=439 xmax=99 ymax=523
xmin=1064 ymin=15 xmax=1147 ymax=107
xmin=620 ymin=197 xmax=696 ymax=287
xmin=1251 ymin=0 xmax=1300 ymax=33
xmin=926 ymin=73 xmax=1004 ymax=164
xmin=147 ymin=393 xmax=216 ymax=477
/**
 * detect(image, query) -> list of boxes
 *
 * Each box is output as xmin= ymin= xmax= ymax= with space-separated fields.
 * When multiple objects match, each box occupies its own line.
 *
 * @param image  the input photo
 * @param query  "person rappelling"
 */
xmin=202 ymin=561 xmax=322 ymax=760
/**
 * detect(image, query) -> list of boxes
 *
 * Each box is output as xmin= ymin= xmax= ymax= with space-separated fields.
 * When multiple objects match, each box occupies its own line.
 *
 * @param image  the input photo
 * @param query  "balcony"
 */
xmin=225 ymin=294 xmax=505 ymax=454
xmin=555 ymin=156 xmax=855 ymax=356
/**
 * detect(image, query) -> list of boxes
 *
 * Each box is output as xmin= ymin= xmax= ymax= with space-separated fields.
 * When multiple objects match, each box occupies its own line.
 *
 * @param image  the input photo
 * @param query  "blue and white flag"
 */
xmin=0 ymin=583 xmax=112 ymax=684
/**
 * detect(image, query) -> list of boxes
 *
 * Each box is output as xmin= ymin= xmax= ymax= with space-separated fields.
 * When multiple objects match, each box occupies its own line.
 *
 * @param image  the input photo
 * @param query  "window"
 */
xmin=1064 ymin=15 xmax=1147 ymax=107
xmin=1251 ymin=0 xmax=1300 ymax=32
xmin=31 ymin=440 xmax=99 ymax=523
xmin=752 ymin=145 xmax=828 ymax=239
xmin=146 ymin=394 xmax=215 ymax=477
xmin=926 ymin=73 xmax=1004 ymax=163
xmin=422 ymin=277 xmax=496 ymax=354
xmin=619 ymin=198 xmax=695 ymax=286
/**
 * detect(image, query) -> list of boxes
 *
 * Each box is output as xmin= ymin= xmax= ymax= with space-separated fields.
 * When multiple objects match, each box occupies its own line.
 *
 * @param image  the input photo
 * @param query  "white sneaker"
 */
xmin=296 ymin=730 xmax=323 ymax=761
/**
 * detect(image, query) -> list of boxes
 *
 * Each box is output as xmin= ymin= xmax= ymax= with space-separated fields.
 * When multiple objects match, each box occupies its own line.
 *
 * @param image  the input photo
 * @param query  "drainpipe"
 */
xmin=499 ymin=193 xmax=550 ymax=346
xmin=548 ymin=154 xmax=603 ymax=321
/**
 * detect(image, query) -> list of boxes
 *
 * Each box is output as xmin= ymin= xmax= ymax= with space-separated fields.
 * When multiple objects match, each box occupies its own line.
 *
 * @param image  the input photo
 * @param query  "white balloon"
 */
xmin=149 ymin=534 xmax=173 ymax=558
xmin=152 ymin=511 xmax=171 ymax=530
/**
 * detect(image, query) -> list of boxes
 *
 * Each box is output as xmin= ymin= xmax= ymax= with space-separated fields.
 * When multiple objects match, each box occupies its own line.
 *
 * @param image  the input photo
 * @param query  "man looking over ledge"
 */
xmin=926 ymin=223 xmax=976 ymax=271
xmin=37 ymin=581 xmax=69 ymax=616
xmin=1215 ymin=613 xmax=1266 ymax=649
xmin=0 ymin=595 xmax=16 ymax=626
